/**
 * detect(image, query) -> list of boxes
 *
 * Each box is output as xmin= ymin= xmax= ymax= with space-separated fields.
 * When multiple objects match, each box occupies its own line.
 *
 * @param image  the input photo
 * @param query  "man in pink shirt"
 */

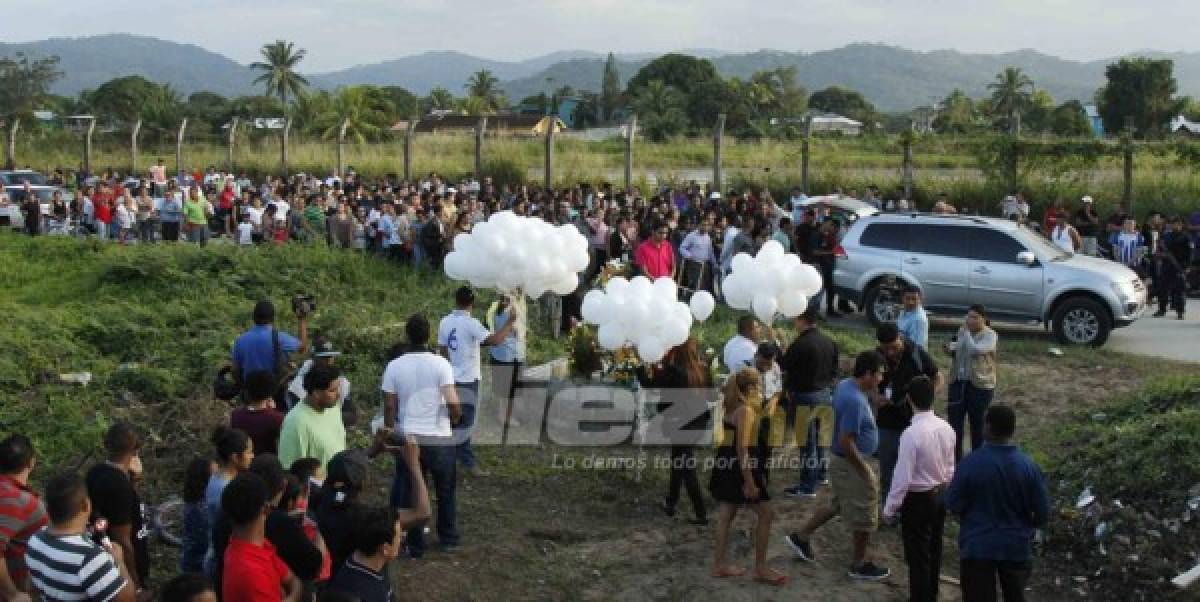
xmin=883 ymin=376 xmax=955 ymax=602
xmin=634 ymin=220 xmax=675 ymax=280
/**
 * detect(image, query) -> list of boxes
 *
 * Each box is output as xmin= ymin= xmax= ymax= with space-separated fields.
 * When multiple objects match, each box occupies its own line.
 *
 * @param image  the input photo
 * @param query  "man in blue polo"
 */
xmin=231 ymin=300 xmax=309 ymax=394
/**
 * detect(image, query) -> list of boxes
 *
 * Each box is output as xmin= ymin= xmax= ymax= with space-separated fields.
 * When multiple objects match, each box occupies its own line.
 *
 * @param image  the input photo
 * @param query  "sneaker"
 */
xmin=848 ymin=562 xmax=890 ymax=581
xmin=785 ymin=533 xmax=815 ymax=561
xmin=784 ymin=485 xmax=818 ymax=498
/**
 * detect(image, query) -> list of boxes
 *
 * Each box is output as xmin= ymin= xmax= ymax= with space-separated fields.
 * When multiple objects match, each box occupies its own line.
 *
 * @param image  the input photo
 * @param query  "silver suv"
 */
xmin=833 ymin=213 xmax=1146 ymax=346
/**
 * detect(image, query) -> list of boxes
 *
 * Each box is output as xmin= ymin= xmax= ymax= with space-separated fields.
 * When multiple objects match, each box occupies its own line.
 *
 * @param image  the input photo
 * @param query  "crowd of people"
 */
xmin=0 ymin=161 xmax=1184 ymax=602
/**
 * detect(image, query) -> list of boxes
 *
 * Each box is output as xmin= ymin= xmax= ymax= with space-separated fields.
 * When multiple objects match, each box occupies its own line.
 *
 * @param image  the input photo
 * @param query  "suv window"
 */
xmin=909 ymin=224 xmax=972 ymax=259
xmin=970 ymin=228 xmax=1026 ymax=264
xmin=859 ymin=223 xmax=909 ymax=250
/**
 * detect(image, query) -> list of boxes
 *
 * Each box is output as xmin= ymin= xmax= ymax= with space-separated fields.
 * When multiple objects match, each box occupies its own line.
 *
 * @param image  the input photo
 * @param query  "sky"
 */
xmin=0 ymin=0 xmax=1196 ymax=72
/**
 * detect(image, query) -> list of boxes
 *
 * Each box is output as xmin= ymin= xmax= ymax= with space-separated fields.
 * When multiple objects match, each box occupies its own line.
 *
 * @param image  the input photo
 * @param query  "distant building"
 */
xmin=1084 ymin=104 xmax=1105 ymax=137
xmin=771 ymin=112 xmax=863 ymax=136
xmin=220 ymin=117 xmax=285 ymax=130
xmin=1170 ymin=115 xmax=1200 ymax=138
xmin=390 ymin=114 xmax=566 ymax=137
xmin=910 ymin=106 xmax=937 ymax=134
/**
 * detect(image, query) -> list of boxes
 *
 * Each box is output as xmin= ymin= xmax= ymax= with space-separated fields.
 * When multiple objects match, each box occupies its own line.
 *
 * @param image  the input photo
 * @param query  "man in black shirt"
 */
xmin=85 ymin=423 xmax=149 ymax=594
xmin=1073 ymin=196 xmax=1100 ymax=256
xmin=779 ymin=308 xmax=839 ymax=498
xmin=875 ymin=323 xmax=941 ymax=522
xmin=327 ymin=507 xmax=398 ymax=602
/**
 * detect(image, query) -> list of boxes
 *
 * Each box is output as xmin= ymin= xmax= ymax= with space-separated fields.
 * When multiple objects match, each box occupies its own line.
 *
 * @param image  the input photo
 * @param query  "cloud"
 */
xmin=0 ymin=0 xmax=1195 ymax=71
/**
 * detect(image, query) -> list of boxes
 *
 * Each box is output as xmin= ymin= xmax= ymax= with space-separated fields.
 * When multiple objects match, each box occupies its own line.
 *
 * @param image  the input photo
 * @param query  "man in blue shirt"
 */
xmin=231 ymin=300 xmax=309 ymax=389
xmin=944 ymin=404 xmax=1049 ymax=602
xmin=786 ymin=351 xmax=890 ymax=581
xmin=896 ymin=286 xmax=929 ymax=350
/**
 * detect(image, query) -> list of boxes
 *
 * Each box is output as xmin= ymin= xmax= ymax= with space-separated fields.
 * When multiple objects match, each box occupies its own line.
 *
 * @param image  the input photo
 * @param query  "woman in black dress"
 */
xmin=709 ymin=368 xmax=789 ymax=586
xmin=639 ymin=338 xmax=711 ymax=525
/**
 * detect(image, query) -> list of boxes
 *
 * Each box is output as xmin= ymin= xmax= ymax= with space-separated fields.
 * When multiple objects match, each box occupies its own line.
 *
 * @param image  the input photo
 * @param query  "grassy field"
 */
xmin=0 ymin=234 xmax=1196 ymax=600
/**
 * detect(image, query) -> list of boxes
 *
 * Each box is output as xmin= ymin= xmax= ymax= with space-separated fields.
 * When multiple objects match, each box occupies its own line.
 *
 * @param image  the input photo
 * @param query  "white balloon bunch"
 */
xmin=443 ymin=211 xmax=590 ymax=297
xmin=722 ymin=240 xmax=823 ymax=323
xmin=580 ymin=276 xmax=693 ymax=363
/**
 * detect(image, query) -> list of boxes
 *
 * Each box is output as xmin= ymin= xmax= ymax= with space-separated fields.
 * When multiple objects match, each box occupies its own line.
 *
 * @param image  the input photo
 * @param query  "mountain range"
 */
xmin=4 ymin=34 xmax=1200 ymax=112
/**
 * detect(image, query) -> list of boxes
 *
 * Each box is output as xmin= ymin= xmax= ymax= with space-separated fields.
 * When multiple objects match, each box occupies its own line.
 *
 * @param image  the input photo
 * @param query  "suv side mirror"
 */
xmin=1016 ymin=251 xmax=1036 ymax=266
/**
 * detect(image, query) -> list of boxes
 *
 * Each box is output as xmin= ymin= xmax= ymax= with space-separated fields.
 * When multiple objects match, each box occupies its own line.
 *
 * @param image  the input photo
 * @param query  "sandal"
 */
xmin=753 ymin=569 xmax=790 ymax=587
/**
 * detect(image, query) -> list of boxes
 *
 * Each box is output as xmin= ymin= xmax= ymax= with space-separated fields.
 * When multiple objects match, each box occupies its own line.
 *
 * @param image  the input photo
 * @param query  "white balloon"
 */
xmin=622 ymin=298 xmax=650 ymax=328
xmin=597 ymin=322 xmax=627 ymax=351
xmin=629 ymin=276 xmax=653 ymax=297
xmin=796 ymin=263 xmax=824 ymax=296
xmin=606 ymin=277 xmax=629 ymax=296
xmin=652 ymin=277 xmax=678 ymax=299
xmin=581 ymin=290 xmax=607 ymax=324
xmin=443 ymin=251 xmax=468 ymax=280
xmin=453 ymin=233 xmax=475 ymax=254
xmin=731 ymin=253 xmax=753 ymax=275
xmin=723 ymin=273 xmax=753 ymax=310
xmin=661 ymin=316 xmax=690 ymax=346
xmin=550 ymin=274 xmax=578 ymax=296
xmin=778 ymin=291 xmax=809 ymax=317
xmin=689 ymin=291 xmax=716 ymax=321
xmin=752 ymin=295 xmax=778 ymax=324
xmin=637 ymin=336 xmax=668 ymax=364
xmin=757 ymin=239 xmax=785 ymax=262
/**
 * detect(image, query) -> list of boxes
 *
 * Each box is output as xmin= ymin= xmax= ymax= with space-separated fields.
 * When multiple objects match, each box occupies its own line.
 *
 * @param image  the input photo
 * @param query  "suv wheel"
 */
xmin=1052 ymin=297 xmax=1112 ymax=347
xmin=863 ymin=281 xmax=902 ymax=326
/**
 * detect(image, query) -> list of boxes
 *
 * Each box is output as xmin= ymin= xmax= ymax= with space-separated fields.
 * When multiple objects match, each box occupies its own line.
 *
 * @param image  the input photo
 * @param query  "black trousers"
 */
xmin=901 ymin=490 xmax=946 ymax=602
xmin=960 ymin=558 xmax=1031 ymax=602
xmin=665 ymin=444 xmax=705 ymax=520
xmin=1157 ymin=262 xmax=1186 ymax=315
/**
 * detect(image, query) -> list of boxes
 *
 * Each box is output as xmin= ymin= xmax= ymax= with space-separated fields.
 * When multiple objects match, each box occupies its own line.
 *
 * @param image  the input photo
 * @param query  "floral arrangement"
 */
xmin=593 ymin=259 xmax=630 ymax=288
xmin=566 ymin=323 xmax=642 ymax=388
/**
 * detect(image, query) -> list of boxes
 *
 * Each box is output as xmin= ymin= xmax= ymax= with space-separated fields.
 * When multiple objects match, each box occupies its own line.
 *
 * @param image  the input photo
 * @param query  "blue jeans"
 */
xmin=455 ymin=381 xmax=479 ymax=468
xmin=787 ymin=389 xmax=832 ymax=491
xmin=391 ymin=437 xmax=458 ymax=556
xmin=948 ymin=381 xmax=994 ymax=462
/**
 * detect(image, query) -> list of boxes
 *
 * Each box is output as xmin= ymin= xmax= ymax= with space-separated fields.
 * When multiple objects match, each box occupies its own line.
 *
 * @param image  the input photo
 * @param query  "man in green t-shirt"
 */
xmin=278 ymin=363 xmax=347 ymax=469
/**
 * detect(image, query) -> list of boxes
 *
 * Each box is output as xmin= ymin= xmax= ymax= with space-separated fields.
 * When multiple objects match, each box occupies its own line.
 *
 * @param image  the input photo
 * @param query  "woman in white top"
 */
xmin=1050 ymin=219 xmax=1081 ymax=253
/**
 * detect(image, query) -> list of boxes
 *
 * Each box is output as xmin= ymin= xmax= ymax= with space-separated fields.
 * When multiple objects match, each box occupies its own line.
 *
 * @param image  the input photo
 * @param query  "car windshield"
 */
xmin=2 ymin=172 xmax=47 ymax=186
xmin=1014 ymin=226 xmax=1071 ymax=261
xmin=5 ymin=187 xmax=57 ymax=202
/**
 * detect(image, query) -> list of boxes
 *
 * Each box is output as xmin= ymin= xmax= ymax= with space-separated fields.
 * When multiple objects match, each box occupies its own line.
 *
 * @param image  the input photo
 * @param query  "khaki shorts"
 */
xmin=829 ymin=455 xmax=879 ymax=532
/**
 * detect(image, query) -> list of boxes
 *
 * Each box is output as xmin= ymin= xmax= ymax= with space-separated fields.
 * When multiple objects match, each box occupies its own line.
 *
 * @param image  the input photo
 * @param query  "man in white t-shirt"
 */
xmin=381 ymin=314 xmax=462 ymax=557
xmin=436 ymin=287 xmax=516 ymax=477
xmin=723 ymin=315 xmax=762 ymax=374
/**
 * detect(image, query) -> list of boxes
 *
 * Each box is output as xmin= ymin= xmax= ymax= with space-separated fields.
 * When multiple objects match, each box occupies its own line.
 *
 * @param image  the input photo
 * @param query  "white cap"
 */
xmin=709 ymin=191 xmax=722 ymax=200
xmin=1081 ymin=195 xmax=1093 ymax=203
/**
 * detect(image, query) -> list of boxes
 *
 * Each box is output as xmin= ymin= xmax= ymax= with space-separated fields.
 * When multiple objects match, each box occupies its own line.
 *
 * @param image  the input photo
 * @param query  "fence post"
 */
xmin=130 ymin=119 xmax=142 ymax=176
xmin=175 ymin=118 xmax=188 ymax=177
xmin=474 ymin=116 xmax=487 ymax=182
xmin=801 ymin=116 xmax=811 ymax=195
xmin=403 ymin=118 xmax=416 ymax=183
xmin=280 ymin=117 xmax=291 ymax=178
xmin=227 ymin=117 xmax=239 ymax=173
xmin=712 ymin=114 xmax=726 ymax=193
xmin=624 ymin=116 xmax=637 ymax=193
xmin=84 ymin=117 xmax=96 ymax=175
xmin=1122 ymin=116 xmax=1134 ymax=209
xmin=337 ymin=118 xmax=350 ymax=178
xmin=5 ymin=118 xmax=17 ymax=170
xmin=544 ymin=119 xmax=555 ymax=192
xmin=902 ymin=123 xmax=914 ymax=201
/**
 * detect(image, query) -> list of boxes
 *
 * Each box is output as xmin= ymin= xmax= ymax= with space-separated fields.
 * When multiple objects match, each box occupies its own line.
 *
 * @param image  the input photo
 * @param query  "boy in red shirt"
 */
xmin=221 ymin=473 xmax=301 ymax=602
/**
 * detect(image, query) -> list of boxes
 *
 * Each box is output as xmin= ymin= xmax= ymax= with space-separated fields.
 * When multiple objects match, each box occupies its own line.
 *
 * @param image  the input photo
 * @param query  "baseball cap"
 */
xmin=311 ymin=335 xmax=341 ymax=358
xmin=709 ymin=191 xmax=722 ymax=200
xmin=1081 ymin=195 xmax=1094 ymax=203
xmin=325 ymin=450 xmax=368 ymax=499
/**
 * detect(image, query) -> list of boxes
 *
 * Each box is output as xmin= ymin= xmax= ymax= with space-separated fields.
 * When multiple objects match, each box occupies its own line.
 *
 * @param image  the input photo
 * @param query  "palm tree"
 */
xmin=314 ymin=86 xmax=394 ymax=143
xmin=423 ymin=87 xmax=458 ymax=113
xmin=633 ymin=80 xmax=687 ymax=141
xmin=250 ymin=40 xmax=308 ymax=174
xmin=465 ymin=69 xmax=505 ymax=112
xmin=988 ymin=67 xmax=1034 ymax=134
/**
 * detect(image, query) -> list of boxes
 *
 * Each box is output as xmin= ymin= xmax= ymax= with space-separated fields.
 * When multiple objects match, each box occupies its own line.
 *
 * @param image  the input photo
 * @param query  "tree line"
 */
xmin=2 ymin=41 xmax=1199 ymax=146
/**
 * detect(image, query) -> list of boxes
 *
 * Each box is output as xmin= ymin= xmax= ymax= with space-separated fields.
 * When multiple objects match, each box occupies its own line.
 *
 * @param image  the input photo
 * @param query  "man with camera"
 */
xmin=231 ymin=299 xmax=311 ymax=404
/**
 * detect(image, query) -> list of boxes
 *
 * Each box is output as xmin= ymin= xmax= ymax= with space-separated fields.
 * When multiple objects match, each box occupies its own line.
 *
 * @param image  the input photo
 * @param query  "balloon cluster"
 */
xmin=580 ymin=276 xmax=710 ymax=363
xmin=721 ymin=240 xmax=823 ymax=323
xmin=443 ymin=211 xmax=590 ymax=297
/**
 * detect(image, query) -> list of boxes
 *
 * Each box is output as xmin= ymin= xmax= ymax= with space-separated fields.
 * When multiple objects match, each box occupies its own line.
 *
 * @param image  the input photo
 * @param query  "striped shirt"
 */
xmin=1111 ymin=232 xmax=1144 ymax=268
xmin=26 ymin=531 xmax=126 ymax=602
xmin=0 ymin=475 xmax=48 ymax=584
